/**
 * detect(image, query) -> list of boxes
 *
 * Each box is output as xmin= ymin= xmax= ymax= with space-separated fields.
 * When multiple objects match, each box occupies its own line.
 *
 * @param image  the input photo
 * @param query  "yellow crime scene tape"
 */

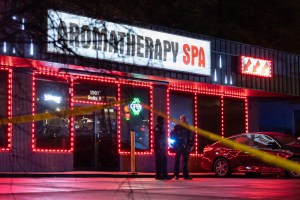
xmin=0 ymin=99 xmax=129 ymax=125
xmin=0 ymin=98 xmax=299 ymax=175
xmin=142 ymin=103 xmax=300 ymax=175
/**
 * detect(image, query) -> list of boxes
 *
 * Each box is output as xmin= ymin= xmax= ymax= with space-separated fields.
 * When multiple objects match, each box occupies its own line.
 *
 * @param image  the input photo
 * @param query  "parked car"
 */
xmin=201 ymin=132 xmax=300 ymax=178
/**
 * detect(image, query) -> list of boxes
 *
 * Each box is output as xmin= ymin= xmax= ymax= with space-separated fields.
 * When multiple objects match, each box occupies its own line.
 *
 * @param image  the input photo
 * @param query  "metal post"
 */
xmin=94 ymin=112 xmax=99 ymax=170
xmin=130 ymin=130 xmax=137 ymax=174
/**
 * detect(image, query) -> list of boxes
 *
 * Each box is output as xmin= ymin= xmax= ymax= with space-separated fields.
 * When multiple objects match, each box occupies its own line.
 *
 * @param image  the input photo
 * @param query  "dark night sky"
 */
xmin=65 ymin=0 xmax=300 ymax=55
xmin=6 ymin=0 xmax=300 ymax=54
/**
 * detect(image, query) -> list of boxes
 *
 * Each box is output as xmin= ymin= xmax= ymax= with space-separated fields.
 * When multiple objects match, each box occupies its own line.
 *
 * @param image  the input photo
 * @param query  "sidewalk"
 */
xmin=0 ymin=171 xmax=215 ymax=178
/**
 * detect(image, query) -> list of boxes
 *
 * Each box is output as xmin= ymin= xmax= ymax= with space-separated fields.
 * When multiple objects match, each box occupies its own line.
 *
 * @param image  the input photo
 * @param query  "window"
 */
xmin=223 ymin=97 xmax=246 ymax=137
xmin=33 ymin=74 xmax=71 ymax=150
xmin=169 ymin=91 xmax=195 ymax=153
xmin=231 ymin=135 xmax=251 ymax=145
xmin=120 ymin=85 xmax=150 ymax=152
xmin=253 ymin=134 xmax=275 ymax=148
xmin=73 ymin=79 xmax=117 ymax=103
xmin=169 ymin=91 xmax=194 ymax=131
xmin=197 ymin=94 xmax=221 ymax=153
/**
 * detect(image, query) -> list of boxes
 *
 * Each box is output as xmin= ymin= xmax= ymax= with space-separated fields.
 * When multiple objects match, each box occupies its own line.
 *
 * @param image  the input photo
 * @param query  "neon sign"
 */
xmin=44 ymin=94 xmax=62 ymax=104
xmin=129 ymin=98 xmax=142 ymax=116
xmin=241 ymin=56 xmax=272 ymax=77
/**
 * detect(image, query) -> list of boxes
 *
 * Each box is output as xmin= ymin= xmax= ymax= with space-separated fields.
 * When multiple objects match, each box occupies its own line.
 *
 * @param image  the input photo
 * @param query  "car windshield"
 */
xmin=271 ymin=134 xmax=300 ymax=146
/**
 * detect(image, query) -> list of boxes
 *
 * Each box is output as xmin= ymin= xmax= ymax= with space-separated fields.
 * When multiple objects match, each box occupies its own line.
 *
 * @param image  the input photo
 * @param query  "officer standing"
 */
xmin=154 ymin=116 xmax=170 ymax=180
xmin=171 ymin=115 xmax=195 ymax=180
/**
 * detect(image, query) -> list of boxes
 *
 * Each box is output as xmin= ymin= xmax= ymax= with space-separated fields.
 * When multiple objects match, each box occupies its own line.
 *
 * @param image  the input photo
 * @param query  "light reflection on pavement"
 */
xmin=0 ymin=177 xmax=300 ymax=199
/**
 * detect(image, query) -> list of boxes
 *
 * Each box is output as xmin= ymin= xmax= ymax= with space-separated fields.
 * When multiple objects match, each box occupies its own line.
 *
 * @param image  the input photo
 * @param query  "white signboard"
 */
xmin=47 ymin=10 xmax=211 ymax=76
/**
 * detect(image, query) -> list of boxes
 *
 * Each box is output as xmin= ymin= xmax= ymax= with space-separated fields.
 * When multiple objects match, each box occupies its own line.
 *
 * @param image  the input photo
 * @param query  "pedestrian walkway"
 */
xmin=0 ymin=171 xmax=215 ymax=178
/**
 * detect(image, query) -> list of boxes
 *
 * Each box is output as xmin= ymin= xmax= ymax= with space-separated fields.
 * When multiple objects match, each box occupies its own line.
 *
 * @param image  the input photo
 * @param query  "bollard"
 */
xmin=130 ymin=130 xmax=137 ymax=175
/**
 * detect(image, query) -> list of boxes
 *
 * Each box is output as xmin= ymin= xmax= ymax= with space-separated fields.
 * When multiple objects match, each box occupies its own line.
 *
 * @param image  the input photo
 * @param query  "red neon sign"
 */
xmin=241 ymin=56 xmax=272 ymax=77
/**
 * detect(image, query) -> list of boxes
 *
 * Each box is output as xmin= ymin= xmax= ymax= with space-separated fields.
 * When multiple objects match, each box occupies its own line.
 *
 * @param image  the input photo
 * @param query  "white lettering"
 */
xmin=47 ymin=10 xmax=211 ymax=76
xmin=44 ymin=94 xmax=62 ymax=104
xmin=88 ymin=95 xmax=99 ymax=101
xmin=90 ymin=90 xmax=100 ymax=96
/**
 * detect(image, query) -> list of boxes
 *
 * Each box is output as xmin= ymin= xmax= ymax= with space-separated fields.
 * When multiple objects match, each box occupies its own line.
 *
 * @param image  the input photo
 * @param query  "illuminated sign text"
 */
xmin=47 ymin=10 xmax=211 ymax=75
xmin=130 ymin=98 xmax=142 ymax=116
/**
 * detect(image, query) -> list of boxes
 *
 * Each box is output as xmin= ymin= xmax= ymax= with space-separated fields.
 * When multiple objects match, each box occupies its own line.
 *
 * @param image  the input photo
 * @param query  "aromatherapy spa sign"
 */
xmin=47 ymin=10 xmax=211 ymax=76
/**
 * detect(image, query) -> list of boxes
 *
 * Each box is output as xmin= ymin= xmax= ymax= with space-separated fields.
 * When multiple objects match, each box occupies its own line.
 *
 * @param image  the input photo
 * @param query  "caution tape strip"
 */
xmin=142 ymin=103 xmax=300 ymax=175
xmin=0 ymin=99 xmax=299 ymax=175
xmin=0 ymin=99 xmax=129 ymax=125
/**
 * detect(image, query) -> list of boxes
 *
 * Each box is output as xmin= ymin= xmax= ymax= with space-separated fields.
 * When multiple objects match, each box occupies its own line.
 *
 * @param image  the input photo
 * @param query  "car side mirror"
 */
xmin=267 ymin=142 xmax=279 ymax=149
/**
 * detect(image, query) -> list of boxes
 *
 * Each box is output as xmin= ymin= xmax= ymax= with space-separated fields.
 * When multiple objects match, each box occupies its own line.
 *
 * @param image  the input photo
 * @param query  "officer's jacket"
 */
xmin=154 ymin=123 xmax=166 ymax=151
xmin=171 ymin=124 xmax=195 ymax=150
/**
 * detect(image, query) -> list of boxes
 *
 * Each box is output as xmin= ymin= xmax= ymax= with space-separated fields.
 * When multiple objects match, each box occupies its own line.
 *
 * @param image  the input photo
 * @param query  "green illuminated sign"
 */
xmin=129 ymin=98 xmax=142 ymax=116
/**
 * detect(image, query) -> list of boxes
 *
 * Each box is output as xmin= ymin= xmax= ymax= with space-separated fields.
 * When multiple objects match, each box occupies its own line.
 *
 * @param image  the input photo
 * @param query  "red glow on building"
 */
xmin=0 ymin=55 xmax=249 ymax=158
xmin=118 ymin=80 xmax=154 ymax=155
xmin=32 ymin=70 xmax=73 ymax=153
xmin=194 ymin=93 xmax=198 ymax=154
xmin=0 ymin=67 xmax=12 ymax=151
xmin=167 ymin=83 xmax=247 ymax=156
xmin=221 ymin=96 xmax=224 ymax=138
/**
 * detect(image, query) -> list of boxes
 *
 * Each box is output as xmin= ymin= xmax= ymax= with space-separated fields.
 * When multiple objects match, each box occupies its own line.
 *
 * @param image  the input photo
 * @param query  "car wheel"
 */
xmin=287 ymin=157 xmax=300 ymax=178
xmin=214 ymin=158 xmax=231 ymax=177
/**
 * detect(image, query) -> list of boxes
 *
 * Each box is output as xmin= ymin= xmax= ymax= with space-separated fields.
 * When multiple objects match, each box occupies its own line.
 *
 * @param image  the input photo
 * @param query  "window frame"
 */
xmin=0 ymin=67 xmax=12 ymax=151
xmin=32 ymin=71 xmax=73 ymax=153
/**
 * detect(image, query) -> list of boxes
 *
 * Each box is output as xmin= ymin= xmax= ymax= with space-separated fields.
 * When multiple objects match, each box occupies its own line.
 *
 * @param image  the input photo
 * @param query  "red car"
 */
xmin=201 ymin=132 xmax=300 ymax=178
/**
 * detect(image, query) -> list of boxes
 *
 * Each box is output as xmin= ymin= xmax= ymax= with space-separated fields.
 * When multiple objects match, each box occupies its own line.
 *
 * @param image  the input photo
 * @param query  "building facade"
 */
xmin=0 ymin=5 xmax=300 ymax=172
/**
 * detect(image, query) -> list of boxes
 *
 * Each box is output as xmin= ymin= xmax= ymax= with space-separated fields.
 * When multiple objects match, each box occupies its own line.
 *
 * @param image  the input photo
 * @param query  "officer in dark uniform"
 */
xmin=171 ymin=115 xmax=195 ymax=180
xmin=154 ymin=116 xmax=170 ymax=180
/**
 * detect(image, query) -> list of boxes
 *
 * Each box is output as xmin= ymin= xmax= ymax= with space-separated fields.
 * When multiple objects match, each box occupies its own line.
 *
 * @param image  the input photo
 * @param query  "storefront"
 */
xmin=0 ymin=8 xmax=300 ymax=172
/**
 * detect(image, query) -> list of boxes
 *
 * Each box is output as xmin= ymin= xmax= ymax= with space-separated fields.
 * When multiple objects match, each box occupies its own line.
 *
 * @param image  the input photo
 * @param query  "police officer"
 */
xmin=154 ymin=116 xmax=170 ymax=180
xmin=171 ymin=115 xmax=195 ymax=180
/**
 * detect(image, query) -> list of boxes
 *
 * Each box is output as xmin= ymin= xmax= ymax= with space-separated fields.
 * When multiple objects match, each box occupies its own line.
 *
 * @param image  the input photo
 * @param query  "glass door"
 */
xmin=97 ymin=108 xmax=119 ymax=171
xmin=74 ymin=107 xmax=119 ymax=171
xmin=74 ymin=113 xmax=95 ymax=169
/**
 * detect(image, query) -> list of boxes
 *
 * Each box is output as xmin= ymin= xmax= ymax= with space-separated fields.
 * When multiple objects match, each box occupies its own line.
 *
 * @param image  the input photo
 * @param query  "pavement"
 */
xmin=0 ymin=171 xmax=216 ymax=178
xmin=1 ymin=173 xmax=298 ymax=200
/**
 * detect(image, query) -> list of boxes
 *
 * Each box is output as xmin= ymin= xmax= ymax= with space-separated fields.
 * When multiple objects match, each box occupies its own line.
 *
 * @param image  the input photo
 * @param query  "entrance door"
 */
xmin=74 ymin=113 xmax=95 ymax=169
xmin=74 ymin=107 xmax=119 ymax=171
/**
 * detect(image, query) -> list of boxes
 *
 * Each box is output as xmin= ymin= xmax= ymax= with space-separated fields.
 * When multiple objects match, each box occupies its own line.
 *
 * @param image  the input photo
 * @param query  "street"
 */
xmin=0 ymin=176 xmax=300 ymax=199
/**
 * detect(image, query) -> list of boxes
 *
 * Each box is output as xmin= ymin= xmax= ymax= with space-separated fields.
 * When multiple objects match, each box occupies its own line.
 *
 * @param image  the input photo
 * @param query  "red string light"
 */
xmin=118 ymin=80 xmax=154 ymax=155
xmin=0 ymin=67 xmax=12 ymax=151
xmin=168 ymin=84 xmax=247 ymax=157
xmin=0 ymin=56 xmax=248 ymax=159
xmin=32 ymin=70 xmax=72 ymax=153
